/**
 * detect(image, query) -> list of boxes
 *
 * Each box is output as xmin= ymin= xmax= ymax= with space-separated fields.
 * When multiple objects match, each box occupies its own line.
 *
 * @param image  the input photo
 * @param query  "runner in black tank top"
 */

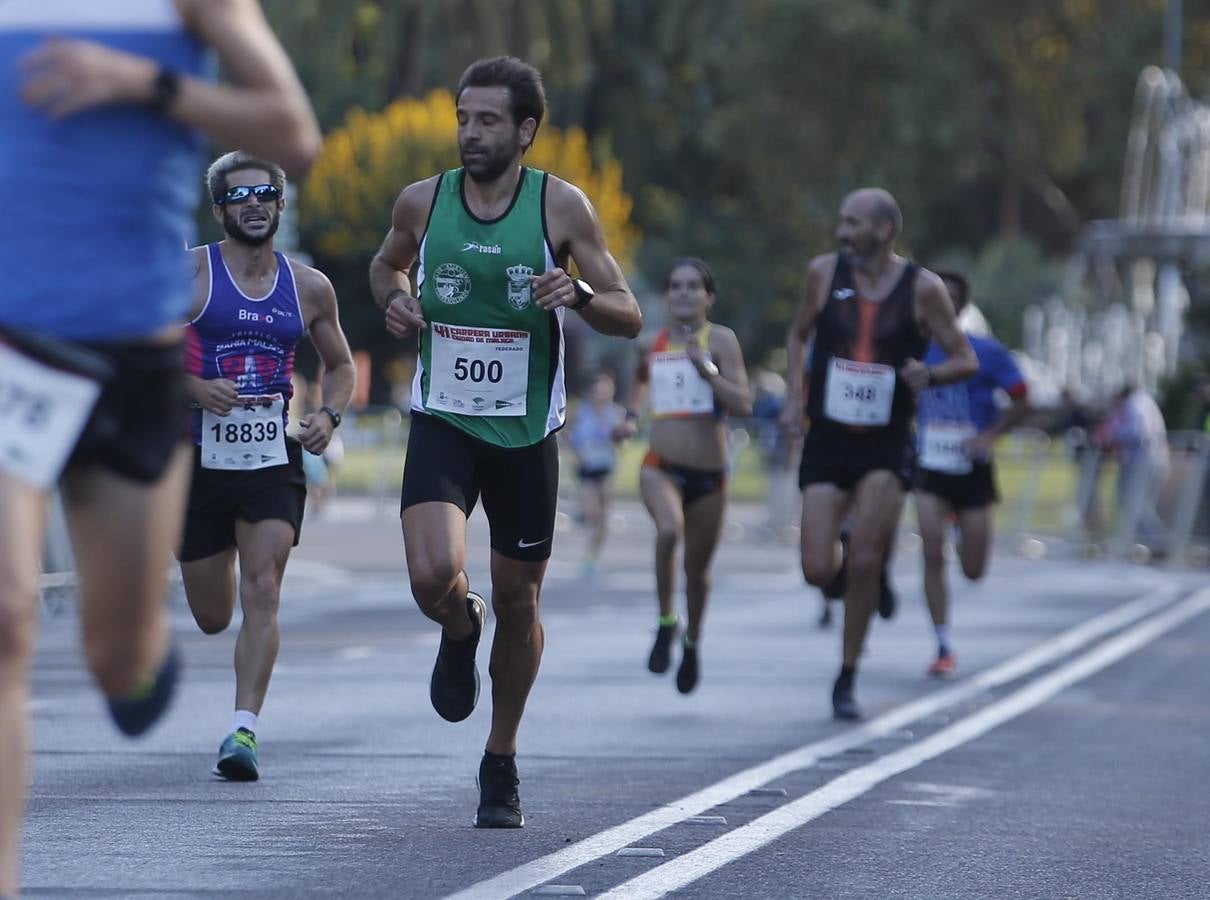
xmin=781 ymin=188 xmax=977 ymax=721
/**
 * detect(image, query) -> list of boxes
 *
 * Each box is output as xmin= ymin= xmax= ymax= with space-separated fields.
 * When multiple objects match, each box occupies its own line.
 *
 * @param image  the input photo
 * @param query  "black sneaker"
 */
xmin=430 ymin=591 xmax=487 ymax=723
xmin=107 ymin=643 xmax=180 ymax=737
xmin=831 ymin=671 xmax=862 ymax=721
xmin=647 ymin=620 xmax=678 ymax=674
xmin=822 ymin=531 xmax=849 ymax=600
xmin=475 ymin=753 xmax=524 ymax=828
xmin=675 ymin=639 xmax=699 ymax=694
xmin=878 ymin=566 xmax=896 ymax=620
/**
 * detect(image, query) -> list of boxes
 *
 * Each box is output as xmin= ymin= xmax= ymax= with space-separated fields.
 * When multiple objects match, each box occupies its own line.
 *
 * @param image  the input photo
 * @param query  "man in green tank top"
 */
xmin=370 ymin=56 xmax=642 ymax=829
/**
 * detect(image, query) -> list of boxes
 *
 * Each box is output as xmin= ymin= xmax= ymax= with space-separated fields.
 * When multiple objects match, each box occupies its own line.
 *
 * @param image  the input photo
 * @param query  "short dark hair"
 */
xmin=663 ymin=257 xmax=717 ymax=295
xmin=457 ymin=56 xmax=546 ymax=139
xmin=934 ymin=269 xmax=971 ymax=312
xmin=206 ymin=151 xmax=286 ymax=205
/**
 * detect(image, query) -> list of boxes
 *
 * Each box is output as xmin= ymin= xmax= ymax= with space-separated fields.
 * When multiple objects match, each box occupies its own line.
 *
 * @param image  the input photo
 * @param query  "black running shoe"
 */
xmin=831 ymin=672 xmax=862 ymax=721
xmin=647 ymin=620 xmax=678 ymax=674
xmin=878 ymin=566 xmax=897 ymax=620
xmin=107 ymin=643 xmax=180 ymax=737
xmin=822 ymin=531 xmax=849 ymax=600
xmin=475 ymin=753 xmax=524 ymax=828
xmin=675 ymin=639 xmax=699 ymax=694
xmin=430 ymin=591 xmax=487 ymax=723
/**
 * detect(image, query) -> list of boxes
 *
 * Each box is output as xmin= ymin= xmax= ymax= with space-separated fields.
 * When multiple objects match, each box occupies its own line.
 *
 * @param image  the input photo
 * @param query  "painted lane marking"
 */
xmin=598 ymin=588 xmax=1210 ymax=899
xmin=443 ymin=585 xmax=1180 ymax=900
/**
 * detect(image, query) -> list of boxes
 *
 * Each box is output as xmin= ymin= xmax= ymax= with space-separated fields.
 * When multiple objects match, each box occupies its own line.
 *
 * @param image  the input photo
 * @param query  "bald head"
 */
xmin=845 ymin=188 xmax=902 ymax=239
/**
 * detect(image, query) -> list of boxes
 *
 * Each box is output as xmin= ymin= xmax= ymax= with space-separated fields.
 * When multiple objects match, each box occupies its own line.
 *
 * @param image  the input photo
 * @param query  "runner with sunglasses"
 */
xmin=178 ymin=151 xmax=354 ymax=781
xmin=0 ymin=1 xmax=319 ymax=894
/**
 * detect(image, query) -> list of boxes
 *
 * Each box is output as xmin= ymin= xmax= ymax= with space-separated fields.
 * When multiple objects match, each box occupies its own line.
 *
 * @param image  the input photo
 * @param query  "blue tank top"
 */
xmin=0 ymin=1 xmax=212 ymax=341
xmin=184 ymin=244 xmax=305 ymax=443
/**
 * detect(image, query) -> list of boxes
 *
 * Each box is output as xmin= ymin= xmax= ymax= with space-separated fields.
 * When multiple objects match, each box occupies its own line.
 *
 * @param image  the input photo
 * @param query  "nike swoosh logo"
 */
xmin=517 ymin=538 xmax=548 ymax=549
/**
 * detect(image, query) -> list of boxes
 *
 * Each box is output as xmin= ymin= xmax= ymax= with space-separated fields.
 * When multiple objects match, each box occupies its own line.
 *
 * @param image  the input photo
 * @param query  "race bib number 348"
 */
xmin=428 ymin=323 xmax=530 ymax=417
xmin=823 ymin=357 xmax=896 ymax=426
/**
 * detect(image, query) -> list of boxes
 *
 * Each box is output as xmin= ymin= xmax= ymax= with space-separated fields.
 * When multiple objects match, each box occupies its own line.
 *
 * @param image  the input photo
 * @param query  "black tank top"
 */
xmin=805 ymin=255 xmax=928 ymax=434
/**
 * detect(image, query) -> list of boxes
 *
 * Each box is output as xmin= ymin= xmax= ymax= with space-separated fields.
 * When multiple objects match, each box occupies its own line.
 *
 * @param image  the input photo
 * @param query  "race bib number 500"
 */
xmin=202 ymin=395 xmax=288 ymax=470
xmin=428 ymin=323 xmax=530 ymax=416
xmin=0 ymin=343 xmax=101 ymax=490
xmin=823 ymin=357 xmax=896 ymax=426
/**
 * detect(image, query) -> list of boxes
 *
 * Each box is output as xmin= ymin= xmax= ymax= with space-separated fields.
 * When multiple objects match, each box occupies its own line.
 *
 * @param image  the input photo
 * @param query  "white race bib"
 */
xmin=0 ymin=343 xmax=101 ymax=490
xmin=824 ymin=358 xmax=896 ymax=426
xmin=428 ymin=323 xmax=530 ymax=416
xmin=202 ymin=395 xmax=288 ymax=470
xmin=919 ymin=421 xmax=977 ymax=475
xmin=650 ymin=352 xmax=714 ymax=416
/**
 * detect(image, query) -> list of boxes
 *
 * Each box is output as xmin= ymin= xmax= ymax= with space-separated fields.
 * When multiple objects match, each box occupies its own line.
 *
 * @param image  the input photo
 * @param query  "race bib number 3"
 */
xmin=202 ymin=395 xmax=288 ymax=470
xmin=428 ymin=323 xmax=530 ymax=417
xmin=823 ymin=358 xmax=896 ymax=426
xmin=0 ymin=343 xmax=101 ymax=490
xmin=919 ymin=421 xmax=976 ymax=475
xmin=650 ymin=352 xmax=714 ymax=416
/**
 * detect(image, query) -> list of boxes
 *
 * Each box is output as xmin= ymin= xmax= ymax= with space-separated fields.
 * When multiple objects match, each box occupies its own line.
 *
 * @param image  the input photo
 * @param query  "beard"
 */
xmin=839 ymin=235 xmax=880 ymax=264
xmin=223 ymin=208 xmax=281 ymax=246
xmin=460 ymin=139 xmax=519 ymax=183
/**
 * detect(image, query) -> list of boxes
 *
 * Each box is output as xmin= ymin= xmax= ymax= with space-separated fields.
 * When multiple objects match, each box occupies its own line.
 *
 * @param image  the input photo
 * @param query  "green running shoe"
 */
xmin=214 ymin=727 xmax=259 ymax=782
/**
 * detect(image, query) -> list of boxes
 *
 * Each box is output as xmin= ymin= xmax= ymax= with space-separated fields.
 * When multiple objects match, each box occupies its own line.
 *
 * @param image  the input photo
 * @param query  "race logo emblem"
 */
xmin=218 ymin=351 xmax=282 ymax=395
xmin=433 ymin=263 xmax=471 ymax=305
xmin=506 ymin=264 xmax=534 ymax=310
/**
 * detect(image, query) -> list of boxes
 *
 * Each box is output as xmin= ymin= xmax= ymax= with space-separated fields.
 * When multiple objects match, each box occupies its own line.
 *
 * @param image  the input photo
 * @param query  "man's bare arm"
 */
xmin=781 ymin=255 xmax=830 ymax=431
xmin=19 ymin=0 xmax=320 ymax=175
xmin=547 ymin=179 xmax=642 ymax=338
xmin=914 ymin=273 xmax=978 ymax=387
xmin=369 ymin=180 xmax=437 ymax=339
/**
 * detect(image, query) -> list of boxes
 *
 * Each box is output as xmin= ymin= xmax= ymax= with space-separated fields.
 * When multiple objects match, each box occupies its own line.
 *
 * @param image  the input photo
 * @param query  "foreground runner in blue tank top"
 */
xmin=0 ymin=3 xmax=320 ymax=894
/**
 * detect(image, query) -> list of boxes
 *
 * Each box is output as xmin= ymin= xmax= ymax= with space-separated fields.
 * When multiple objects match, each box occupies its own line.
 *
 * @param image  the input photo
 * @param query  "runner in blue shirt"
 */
xmin=914 ymin=271 xmax=1030 ymax=677
xmin=0 ymin=3 xmax=318 ymax=894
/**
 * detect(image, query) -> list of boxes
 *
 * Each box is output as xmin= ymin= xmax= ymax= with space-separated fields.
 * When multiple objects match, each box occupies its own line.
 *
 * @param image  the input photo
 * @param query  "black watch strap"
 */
xmin=319 ymin=405 xmax=342 ymax=428
xmin=147 ymin=67 xmax=181 ymax=115
xmin=570 ymin=280 xmax=594 ymax=310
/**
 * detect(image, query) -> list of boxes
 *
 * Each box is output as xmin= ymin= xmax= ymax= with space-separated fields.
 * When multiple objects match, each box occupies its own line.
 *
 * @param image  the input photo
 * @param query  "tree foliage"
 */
xmin=263 ymin=0 xmax=1205 ymax=367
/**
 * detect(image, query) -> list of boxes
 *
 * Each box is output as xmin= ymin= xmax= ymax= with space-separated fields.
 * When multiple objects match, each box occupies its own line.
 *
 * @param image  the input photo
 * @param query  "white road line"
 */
xmin=442 ymin=585 xmax=1179 ymax=900
xmin=599 ymin=587 xmax=1210 ymax=899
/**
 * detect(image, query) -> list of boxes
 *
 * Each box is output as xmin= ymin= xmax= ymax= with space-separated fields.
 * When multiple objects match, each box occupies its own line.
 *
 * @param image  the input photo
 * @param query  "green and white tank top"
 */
xmin=411 ymin=167 xmax=565 ymax=448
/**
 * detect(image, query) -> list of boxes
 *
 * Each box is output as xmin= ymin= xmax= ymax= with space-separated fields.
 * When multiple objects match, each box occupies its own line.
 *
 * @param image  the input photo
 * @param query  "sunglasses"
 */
xmin=220 ymin=184 xmax=281 ymax=205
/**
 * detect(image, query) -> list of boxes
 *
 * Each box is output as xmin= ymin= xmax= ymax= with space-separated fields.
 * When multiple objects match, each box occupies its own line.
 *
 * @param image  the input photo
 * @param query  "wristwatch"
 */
xmin=319 ymin=405 xmax=342 ymax=428
xmin=701 ymin=359 xmax=720 ymax=378
xmin=570 ymin=279 xmax=595 ymax=310
xmin=147 ymin=67 xmax=181 ymax=114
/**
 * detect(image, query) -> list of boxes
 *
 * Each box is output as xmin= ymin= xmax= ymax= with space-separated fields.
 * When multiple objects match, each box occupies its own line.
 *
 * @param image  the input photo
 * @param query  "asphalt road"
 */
xmin=23 ymin=498 xmax=1210 ymax=899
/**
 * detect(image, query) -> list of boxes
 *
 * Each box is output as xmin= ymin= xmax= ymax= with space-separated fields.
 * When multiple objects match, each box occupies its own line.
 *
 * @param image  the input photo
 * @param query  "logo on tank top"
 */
xmin=832 ymin=288 xmax=855 ymax=301
xmin=461 ymin=241 xmax=502 ymax=255
xmin=506 ymin=264 xmax=533 ymax=310
xmin=433 ymin=263 xmax=471 ymax=304
xmin=218 ymin=351 xmax=283 ymax=394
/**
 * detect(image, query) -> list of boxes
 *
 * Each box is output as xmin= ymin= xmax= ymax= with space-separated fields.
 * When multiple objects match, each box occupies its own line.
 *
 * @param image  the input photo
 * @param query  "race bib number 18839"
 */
xmin=202 ymin=395 xmax=288 ymax=470
xmin=0 ymin=343 xmax=101 ymax=490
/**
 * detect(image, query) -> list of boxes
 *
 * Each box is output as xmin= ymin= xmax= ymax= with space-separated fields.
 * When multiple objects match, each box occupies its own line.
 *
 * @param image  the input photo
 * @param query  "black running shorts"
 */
xmin=62 ymin=340 xmax=188 ymax=484
xmin=400 ymin=413 xmax=559 ymax=562
xmin=798 ymin=424 xmax=916 ymax=493
xmin=915 ymin=459 xmax=999 ymax=511
xmin=179 ymin=437 xmax=307 ymax=562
